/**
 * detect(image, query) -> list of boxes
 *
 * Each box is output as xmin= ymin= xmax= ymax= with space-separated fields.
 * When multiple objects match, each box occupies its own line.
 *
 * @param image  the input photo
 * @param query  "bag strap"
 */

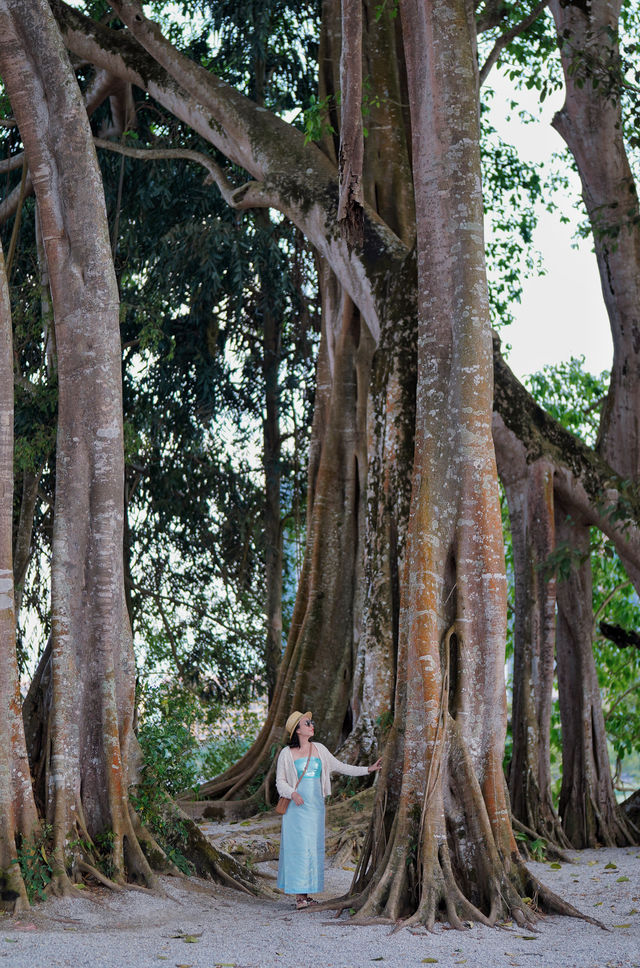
xmin=292 ymin=745 xmax=314 ymax=791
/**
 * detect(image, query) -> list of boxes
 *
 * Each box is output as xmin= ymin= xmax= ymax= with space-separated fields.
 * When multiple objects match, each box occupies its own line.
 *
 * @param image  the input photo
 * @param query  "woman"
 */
xmin=275 ymin=710 xmax=382 ymax=909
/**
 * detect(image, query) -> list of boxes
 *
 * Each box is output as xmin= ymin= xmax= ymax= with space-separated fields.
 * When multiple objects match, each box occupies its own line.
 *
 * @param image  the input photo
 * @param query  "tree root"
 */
xmin=76 ymin=859 xmax=125 ymax=892
xmin=159 ymin=799 xmax=265 ymax=897
xmin=178 ymin=795 xmax=264 ymax=822
xmin=511 ymin=816 xmax=573 ymax=863
xmin=335 ymin=832 xmax=607 ymax=933
xmin=513 ymin=857 xmax=607 ymax=929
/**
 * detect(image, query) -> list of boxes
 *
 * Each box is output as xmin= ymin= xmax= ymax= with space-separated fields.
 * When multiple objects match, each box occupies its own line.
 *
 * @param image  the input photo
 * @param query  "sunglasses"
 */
xmin=302 ymin=719 xmax=314 ymax=727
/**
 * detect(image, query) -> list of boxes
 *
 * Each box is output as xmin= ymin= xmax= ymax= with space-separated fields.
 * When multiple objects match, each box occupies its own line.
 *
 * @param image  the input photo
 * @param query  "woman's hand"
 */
xmin=368 ymin=757 xmax=382 ymax=773
xmin=292 ymin=791 xmax=304 ymax=806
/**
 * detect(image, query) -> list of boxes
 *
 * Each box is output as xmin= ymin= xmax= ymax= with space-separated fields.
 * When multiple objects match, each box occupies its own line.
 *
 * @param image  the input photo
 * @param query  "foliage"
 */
xmin=136 ymin=680 xmax=261 ymax=789
xmin=132 ymin=683 xmax=262 ymax=869
xmin=303 ymin=92 xmax=336 ymax=145
xmin=514 ymin=830 xmax=548 ymax=861
xmin=14 ymin=825 xmax=53 ymax=903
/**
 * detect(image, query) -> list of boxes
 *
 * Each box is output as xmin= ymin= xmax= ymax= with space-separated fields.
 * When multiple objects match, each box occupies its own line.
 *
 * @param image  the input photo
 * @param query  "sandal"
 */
xmin=296 ymin=899 xmax=310 ymax=910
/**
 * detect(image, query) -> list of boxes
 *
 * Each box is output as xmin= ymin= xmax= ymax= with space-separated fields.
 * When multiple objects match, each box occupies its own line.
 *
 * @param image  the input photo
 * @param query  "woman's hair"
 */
xmin=288 ymin=729 xmax=301 ymax=748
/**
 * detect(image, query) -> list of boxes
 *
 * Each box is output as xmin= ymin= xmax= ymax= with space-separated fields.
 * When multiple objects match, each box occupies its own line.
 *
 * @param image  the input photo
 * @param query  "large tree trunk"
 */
xmin=348 ymin=283 xmax=416 ymax=759
xmin=0 ymin=0 xmax=153 ymax=892
xmin=348 ymin=0 xmax=576 ymax=927
xmin=0 ymin=240 xmax=40 ymax=912
xmin=549 ymin=0 xmax=640 ymax=479
xmin=497 ymin=445 xmax=569 ymax=847
xmin=3 ymin=2 xmax=260 ymax=897
xmin=555 ymin=507 xmax=635 ymax=847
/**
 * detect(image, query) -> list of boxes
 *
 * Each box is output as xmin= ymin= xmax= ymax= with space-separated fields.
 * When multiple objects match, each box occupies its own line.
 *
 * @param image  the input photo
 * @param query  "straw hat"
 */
xmin=285 ymin=710 xmax=312 ymax=739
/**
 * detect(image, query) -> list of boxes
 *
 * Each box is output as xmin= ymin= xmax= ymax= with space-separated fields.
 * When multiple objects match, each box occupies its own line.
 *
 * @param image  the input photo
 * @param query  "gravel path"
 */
xmin=0 ymin=846 xmax=638 ymax=968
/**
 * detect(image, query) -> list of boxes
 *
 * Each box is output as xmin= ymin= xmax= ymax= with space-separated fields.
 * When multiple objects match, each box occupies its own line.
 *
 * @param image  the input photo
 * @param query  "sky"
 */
xmin=486 ymin=72 xmax=614 ymax=384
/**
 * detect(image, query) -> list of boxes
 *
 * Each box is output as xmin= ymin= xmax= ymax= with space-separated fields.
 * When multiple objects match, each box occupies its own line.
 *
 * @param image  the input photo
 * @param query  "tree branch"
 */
xmin=479 ymin=1 xmax=550 ymax=87
xmin=604 ymin=678 xmax=640 ymax=723
xmin=52 ymin=0 xmax=406 ymax=343
xmin=593 ymin=581 xmax=632 ymax=626
xmin=0 ymin=169 xmax=32 ymax=228
xmin=0 ymin=152 xmax=25 ymax=174
xmin=93 ymin=137 xmax=259 ymax=207
xmin=476 ymin=1 xmax=509 ymax=34
xmin=492 ymin=332 xmax=640 ymax=584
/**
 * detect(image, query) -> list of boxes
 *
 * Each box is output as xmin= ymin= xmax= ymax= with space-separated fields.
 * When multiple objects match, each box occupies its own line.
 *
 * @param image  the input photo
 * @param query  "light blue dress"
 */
xmin=277 ymin=756 xmax=324 ymax=894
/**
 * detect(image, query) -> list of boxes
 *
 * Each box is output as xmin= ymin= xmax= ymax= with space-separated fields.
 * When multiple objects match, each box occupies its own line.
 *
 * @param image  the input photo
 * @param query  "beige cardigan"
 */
xmin=275 ymin=741 xmax=369 ymax=799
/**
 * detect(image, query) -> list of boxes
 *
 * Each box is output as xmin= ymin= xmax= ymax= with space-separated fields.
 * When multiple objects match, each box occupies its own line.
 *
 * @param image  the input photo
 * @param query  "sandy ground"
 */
xmin=1 ymin=839 xmax=638 ymax=968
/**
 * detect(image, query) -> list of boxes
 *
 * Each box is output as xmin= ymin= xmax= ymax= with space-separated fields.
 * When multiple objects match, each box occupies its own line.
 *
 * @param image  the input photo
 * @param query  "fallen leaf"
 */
xmin=613 ymin=924 xmax=631 ymax=929
xmin=588 ymin=860 xmax=598 ymax=866
xmin=182 ymin=937 xmax=199 ymax=944
xmin=3 ymin=939 xmax=18 ymax=943
xmin=548 ymin=862 xmax=561 ymax=870
xmin=516 ymin=936 xmax=537 ymax=941
xmin=421 ymin=960 xmax=438 ymax=965
xmin=604 ymin=862 xmax=617 ymax=870
xmin=594 ymin=902 xmax=603 ymax=907
xmin=617 ymin=877 xmax=630 ymax=883
xmin=627 ymin=908 xmax=638 ymax=915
